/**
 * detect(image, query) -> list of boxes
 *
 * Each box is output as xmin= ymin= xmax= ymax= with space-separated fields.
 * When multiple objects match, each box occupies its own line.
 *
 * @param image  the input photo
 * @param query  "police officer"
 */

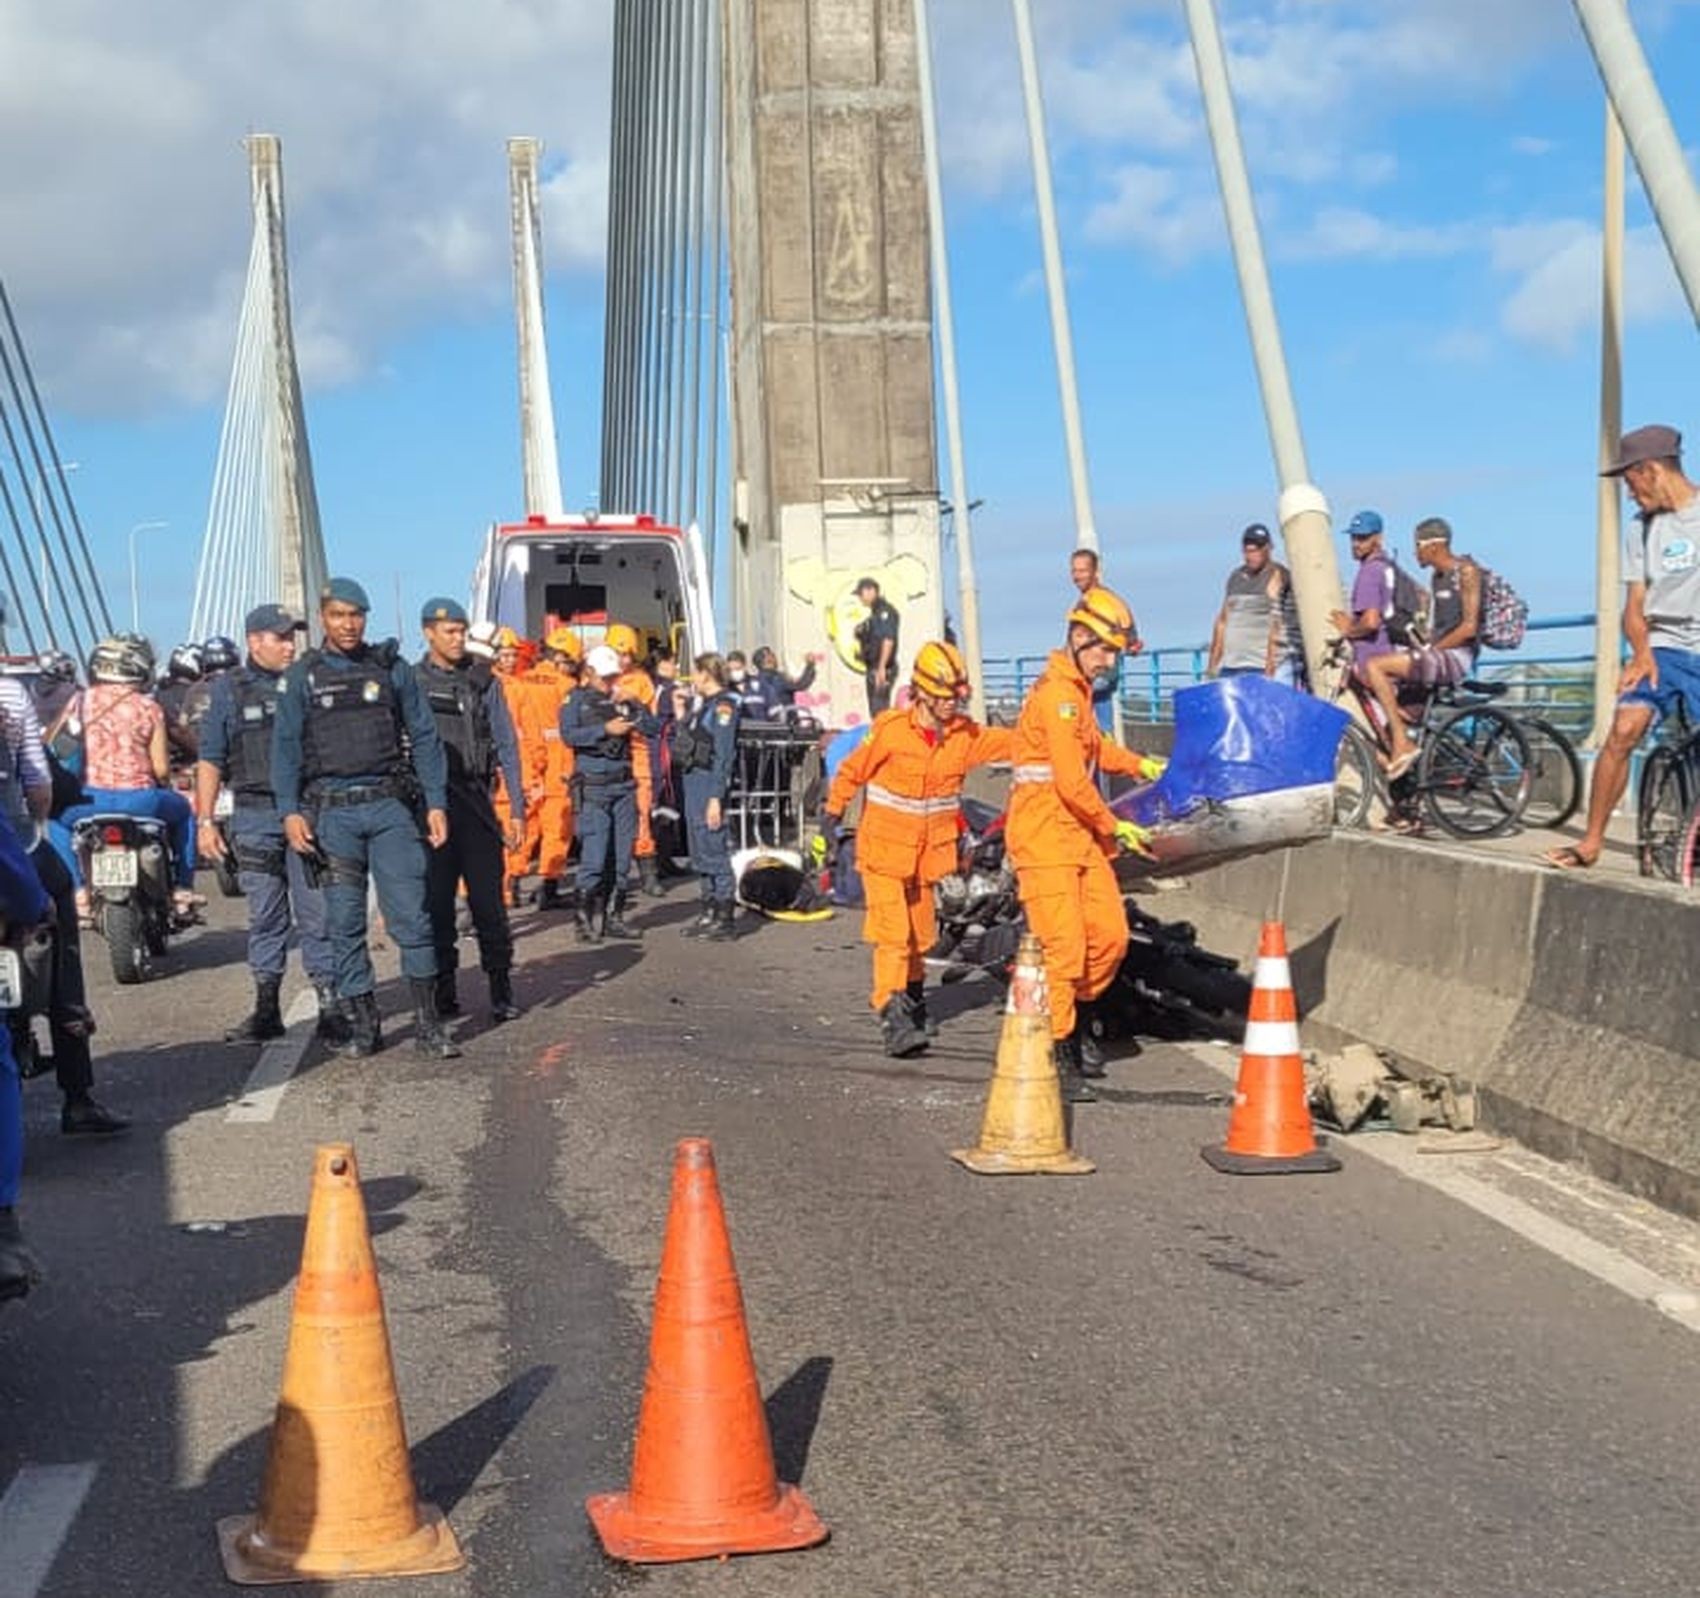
xmin=416 ymin=598 xmax=526 ymax=1024
xmin=195 ymin=604 xmax=346 ymax=1046
xmin=272 ymin=578 xmax=456 ymax=1059
xmin=674 ymin=653 xmax=741 ymax=942
xmin=561 ymin=644 xmax=656 ymax=943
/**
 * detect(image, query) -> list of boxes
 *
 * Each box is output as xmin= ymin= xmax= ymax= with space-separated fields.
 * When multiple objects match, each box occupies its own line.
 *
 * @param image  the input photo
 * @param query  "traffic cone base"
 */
xmin=216 ymin=1504 xmax=462 ymax=1585
xmin=585 ymin=1483 xmax=826 ymax=1565
xmin=952 ymin=935 xmax=1094 ymax=1177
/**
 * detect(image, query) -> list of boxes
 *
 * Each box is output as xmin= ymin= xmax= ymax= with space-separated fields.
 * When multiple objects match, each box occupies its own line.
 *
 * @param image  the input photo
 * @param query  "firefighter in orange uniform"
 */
xmin=1005 ymin=586 xmax=1163 ymax=1102
xmin=526 ymin=628 xmax=582 ymax=909
xmin=606 ymin=622 xmax=664 ymax=897
xmin=484 ymin=626 xmax=543 ymax=907
xmin=823 ymin=642 xmax=1011 ymax=1057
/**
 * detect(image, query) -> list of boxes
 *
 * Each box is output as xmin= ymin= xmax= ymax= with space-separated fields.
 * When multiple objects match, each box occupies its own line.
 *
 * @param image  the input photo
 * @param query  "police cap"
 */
xmin=245 ymin=603 xmax=306 ymax=636
xmin=420 ymin=596 xmax=469 ymax=626
xmin=320 ymin=577 xmax=371 ymax=612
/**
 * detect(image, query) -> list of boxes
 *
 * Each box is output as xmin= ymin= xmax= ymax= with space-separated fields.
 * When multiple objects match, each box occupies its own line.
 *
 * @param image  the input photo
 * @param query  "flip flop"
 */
xmin=1543 ymin=845 xmax=1596 ymax=871
xmin=1385 ymin=749 xmax=1419 ymax=781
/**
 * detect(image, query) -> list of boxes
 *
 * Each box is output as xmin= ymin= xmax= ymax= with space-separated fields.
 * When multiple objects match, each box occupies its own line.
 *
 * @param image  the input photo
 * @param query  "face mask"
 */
xmin=729 ymin=667 xmax=745 ymax=684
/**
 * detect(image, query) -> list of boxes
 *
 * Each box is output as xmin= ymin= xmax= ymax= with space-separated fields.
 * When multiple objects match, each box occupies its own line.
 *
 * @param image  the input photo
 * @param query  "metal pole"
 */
xmin=1592 ymin=104 xmax=1626 ymax=751
xmin=916 ymin=0 xmax=985 ymax=717
xmin=1008 ymin=0 xmax=1095 ymax=552
xmin=703 ymin=0 xmax=727 ymax=583
xmin=1182 ymin=0 xmax=1346 ymax=689
xmin=1571 ymin=0 xmax=1700 ymax=324
xmin=509 ymin=137 xmax=566 ymax=519
xmin=129 ymin=520 xmax=167 ymax=632
xmin=670 ymin=0 xmax=705 ymax=526
xmin=684 ymin=0 xmax=712 ymax=527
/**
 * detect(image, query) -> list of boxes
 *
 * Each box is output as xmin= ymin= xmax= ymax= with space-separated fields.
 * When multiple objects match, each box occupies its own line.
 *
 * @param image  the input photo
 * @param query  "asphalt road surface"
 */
xmin=4 ymin=877 xmax=1699 ymax=1598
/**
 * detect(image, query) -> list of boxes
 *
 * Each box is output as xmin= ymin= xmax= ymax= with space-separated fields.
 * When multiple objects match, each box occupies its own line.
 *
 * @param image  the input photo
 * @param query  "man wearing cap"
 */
xmin=416 ymin=599 xmax=527 ymax=1023
xmin=272 ymin=577 xmax=456 ymax=1059
xmin=1207 ymin=524 xmax=1303 ymax=686
xmin=1551 ymin=424 xmax=1700 ymax=870
xmin=196 ymin=603 xmax=346 ymax=1046
xmin=852 ymin=577 xmax=901 ymax=718
xmin=1329 ymin=510 xmax=1397 ymax=677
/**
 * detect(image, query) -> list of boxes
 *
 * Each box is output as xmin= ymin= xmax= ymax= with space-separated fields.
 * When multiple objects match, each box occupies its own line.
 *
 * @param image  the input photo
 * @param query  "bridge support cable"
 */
xmin=0 ymin=278 xmax=113 ymax=659
xmin=508 ymin=139 xmax=567 ymax=521
xmin=190 ymin=135 xmax=328 ymax=647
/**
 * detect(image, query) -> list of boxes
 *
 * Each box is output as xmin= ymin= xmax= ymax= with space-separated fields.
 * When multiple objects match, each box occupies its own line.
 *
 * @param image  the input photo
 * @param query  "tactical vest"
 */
xmin=417 ymin=660 xmax=493 ymax=785
xmin=299 ymin=648 xmax=404 ymax=782
xmin=676 ymin=693 xmax=734 ymax=774
xmin=227 ymin=666 xmax=284 ymax=799
xmin=567 ymin=686 xmax=633 ymax=781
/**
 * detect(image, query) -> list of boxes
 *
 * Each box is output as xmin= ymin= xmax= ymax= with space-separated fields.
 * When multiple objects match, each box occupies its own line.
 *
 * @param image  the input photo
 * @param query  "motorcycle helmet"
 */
xmin=166 ymin=642 xmax=205 ymax=683
xmin=36 ymin=649 xmax=77 ymax=684
xmin=89 ymin=634 xmax=156 ymax=685
xmin=200 ymin=634 xmax=240 ymax=673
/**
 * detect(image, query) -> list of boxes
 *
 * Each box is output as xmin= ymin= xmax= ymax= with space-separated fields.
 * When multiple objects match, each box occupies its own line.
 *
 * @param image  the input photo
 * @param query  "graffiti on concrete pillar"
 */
xmin=824 ymin=188 xmax=876 ymax=307
xmin=786 ymin=551 xmax=931 ymax=673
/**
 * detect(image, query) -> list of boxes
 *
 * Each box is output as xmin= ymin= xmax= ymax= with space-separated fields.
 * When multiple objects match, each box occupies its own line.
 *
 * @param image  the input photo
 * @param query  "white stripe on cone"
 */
xmin=1254 ymin=956 xmax=1292 ymax=991
xmin=1241 ymin=1019 xmax=1302 ymax=1057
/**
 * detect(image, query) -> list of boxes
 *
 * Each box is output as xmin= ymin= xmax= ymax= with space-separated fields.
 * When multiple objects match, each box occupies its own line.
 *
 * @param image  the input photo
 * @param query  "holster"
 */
xmin=231 ymin=833 xmax=288 ymax=880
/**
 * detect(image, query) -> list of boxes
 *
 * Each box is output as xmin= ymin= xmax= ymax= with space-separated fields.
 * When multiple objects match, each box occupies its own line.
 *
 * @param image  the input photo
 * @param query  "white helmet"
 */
xmin=465 ymin=620 xmax=499 ymax=661
xmin=584 ymin=644 xmax=621 ymax=680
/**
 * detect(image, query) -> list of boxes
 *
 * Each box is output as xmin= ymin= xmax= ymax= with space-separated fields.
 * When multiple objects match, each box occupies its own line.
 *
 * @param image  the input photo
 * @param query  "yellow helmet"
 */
xmin=494 ymin=625 xmax=519 ymax=650
xmin=1068 ymin=585 xmax=1136 ymax=652
xmin=911 ymin=640 xmax=970 ymax=701
xmin=604 ymin=622 xmax=640 ymax=658
xmin=543 ymin=625 xmax=582 ymax=660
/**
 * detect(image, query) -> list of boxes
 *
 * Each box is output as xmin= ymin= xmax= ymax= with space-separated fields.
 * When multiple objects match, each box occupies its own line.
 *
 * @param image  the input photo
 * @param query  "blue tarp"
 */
xmin=823 ymin=722 xmax=872 ymax=780
xmin=1116 ymin=676 xmax=1348 ymax=827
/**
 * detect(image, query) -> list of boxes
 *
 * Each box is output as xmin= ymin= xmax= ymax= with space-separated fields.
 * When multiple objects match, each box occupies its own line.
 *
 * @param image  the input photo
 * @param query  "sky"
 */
xmin=2 ymin=0 xmax=1698 ymax=666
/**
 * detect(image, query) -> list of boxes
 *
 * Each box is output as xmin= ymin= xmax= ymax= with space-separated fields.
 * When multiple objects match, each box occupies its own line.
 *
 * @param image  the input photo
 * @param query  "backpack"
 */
xmin=1477 ymin=566 xmax=1528 ymax=651
xmin=1383 ymin=559 xmax=1430 ymax=646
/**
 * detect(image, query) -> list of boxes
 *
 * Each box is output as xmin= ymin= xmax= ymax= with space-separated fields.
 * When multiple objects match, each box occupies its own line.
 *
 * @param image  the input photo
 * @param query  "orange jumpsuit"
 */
xmin=1005 ymin=649 xmax=1149 ymax=1040
xmin=827 ymin=707 xmax=1012 ymax=1012
xmin=523 ymin=659 xmax=577 ymax=879
xmin=493 ymin=664 xmax=544 ymax=890
xmin=616 ymin=667 xmax=659 ymax=860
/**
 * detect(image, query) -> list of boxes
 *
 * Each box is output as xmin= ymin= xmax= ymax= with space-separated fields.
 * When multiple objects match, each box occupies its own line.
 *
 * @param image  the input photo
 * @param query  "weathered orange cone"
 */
xmin=586 ymin=1138 xmax=827 ymax=1563
xmin=217 ymin=1144 xmax=463 ymax=1584
xmin=951 ymin=933 xmax=1094 ymax=1175
xmin=1202 ymin=922 xmax=1340 ymax=1176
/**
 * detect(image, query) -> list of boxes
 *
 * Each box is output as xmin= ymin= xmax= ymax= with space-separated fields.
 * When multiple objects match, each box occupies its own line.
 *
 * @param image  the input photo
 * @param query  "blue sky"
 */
xmin=4 ymin=0 xmax=1698 ymax=666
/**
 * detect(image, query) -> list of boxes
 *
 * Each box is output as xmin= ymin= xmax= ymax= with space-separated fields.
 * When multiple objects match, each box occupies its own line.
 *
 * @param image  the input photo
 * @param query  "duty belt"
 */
xmin=865 ymin=782 xmax=961 ymax=818
xmin=309 ymin=777 xmax=408 ymax=809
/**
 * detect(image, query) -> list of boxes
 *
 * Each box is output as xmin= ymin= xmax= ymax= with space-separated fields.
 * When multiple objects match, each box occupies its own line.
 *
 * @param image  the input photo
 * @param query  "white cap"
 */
xmin=465 ymin=620 xmax=499 ymax=660
xmin=585 ymin=644 xmax=621 ymax=679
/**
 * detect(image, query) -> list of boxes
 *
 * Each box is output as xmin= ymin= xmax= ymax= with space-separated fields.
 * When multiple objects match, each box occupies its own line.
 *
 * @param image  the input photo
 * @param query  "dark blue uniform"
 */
xmin=416 ymin=655 xmax=525 ymax=990
xmin=0 ymin=811 xmax=51 ymax=1223
xmin=560 ymin=684 xmax=657 ymax=910
xmin=200 ymin=663 xmax=332 ymax=987
xmin=679 ymin=690 xmax=740 ymax=907
xmin=272 ymin=641 xmax=447 ymax=1001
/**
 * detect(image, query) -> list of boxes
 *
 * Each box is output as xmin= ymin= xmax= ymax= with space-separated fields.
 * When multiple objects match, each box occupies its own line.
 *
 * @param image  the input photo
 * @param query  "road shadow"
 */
xmin=765 ymin=1355 xmax=833 ymax=1487
xmin=1289 ymin=918 xmax=1339 ymax=1017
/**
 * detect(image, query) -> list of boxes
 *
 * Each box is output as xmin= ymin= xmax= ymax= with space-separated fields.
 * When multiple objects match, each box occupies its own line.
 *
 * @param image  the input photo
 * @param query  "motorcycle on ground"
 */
xmin=72 ymin=813 xmax=186 ymax=983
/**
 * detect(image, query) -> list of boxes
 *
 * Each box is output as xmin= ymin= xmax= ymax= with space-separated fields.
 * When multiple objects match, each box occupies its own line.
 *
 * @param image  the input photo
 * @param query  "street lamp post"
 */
xmin=129 ymin=521 xmax=169 ymax=633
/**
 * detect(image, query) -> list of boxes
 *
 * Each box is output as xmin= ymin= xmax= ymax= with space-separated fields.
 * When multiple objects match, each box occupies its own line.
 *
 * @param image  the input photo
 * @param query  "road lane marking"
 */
xmin=226 ymin=989 xmax=320 ymax=1124
xmin=0 ymin=1463 xmax=98 ymax=1598
xmin=1182 ymin=1043 xmax=1700 ymax=1337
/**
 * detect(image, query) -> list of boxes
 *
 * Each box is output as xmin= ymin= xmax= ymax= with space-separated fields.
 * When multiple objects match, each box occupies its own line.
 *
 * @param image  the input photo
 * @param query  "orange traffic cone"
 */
xmin=586 ymin=1137 xmax=828 ymax=1563
xmin=1202 ymin=922 xmax=1340 ymax=1176
xmin=951 ymin=933 xmax=1094 ymax=1176
xmin=217 ymin=1144 xmax=464 ymax=1584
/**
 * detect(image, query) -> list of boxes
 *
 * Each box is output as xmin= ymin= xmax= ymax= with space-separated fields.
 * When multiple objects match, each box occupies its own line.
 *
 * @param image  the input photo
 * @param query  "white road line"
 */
xmin=1182 ymin=1043 xmax=1700 ymax=1337
xmin=225 ymin=989 xmax=320 ymax=1125
xmin=0 ymin=1463 xmax=98 ymax=1598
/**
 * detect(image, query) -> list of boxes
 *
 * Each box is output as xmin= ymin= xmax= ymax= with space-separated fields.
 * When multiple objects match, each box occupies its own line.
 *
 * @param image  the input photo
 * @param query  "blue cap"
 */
xmin=1345 ymin=510 xmax=1384 ymax=538
xmin=420 ymin=596 xmax=468 ymax=626
xmin=319 ymin=577 xmax=371 ymax=612
xmin=245 ymin=603 xmax=306 ymax=636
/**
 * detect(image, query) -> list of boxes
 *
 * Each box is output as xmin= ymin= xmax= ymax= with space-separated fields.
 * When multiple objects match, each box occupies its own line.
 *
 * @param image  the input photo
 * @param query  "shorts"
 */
xmin=1620 ymin=646 xmax=1700 ymax=727
xmin=1406 ymin=645 xmax=1475 ymax=688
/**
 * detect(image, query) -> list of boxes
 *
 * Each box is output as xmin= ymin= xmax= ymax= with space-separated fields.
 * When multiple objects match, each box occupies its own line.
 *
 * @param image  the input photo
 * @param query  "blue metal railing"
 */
xmin=982 ymin=613 xmax=1603 ymax=735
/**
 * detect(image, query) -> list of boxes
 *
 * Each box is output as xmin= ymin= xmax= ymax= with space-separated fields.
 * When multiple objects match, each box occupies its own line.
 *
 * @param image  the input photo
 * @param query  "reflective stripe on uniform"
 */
xmin=1011 ymin=764 xmax=1054 ymax=785
xmin=865 ymin=782 xmax=961 ymax=818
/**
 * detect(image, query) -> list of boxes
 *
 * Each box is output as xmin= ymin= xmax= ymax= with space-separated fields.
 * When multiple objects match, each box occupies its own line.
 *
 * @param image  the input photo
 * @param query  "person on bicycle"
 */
xmin=1329 ymin=510 xmax=1396 ymax=677
xmin=1361 ymin=517 xmax=1482 ymax=780
xmin=1550 ymin=423 xmax=1700 ymax=871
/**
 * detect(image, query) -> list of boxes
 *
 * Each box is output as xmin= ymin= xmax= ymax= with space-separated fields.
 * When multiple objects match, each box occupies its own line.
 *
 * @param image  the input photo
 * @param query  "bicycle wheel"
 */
xmin=1681 ymin=796 xmax=1700 ymax=890
xmin=1638 ymin=746 xmax=1692 ymax=880
xmin=1419 ymin=704 xmax=1532 ymax=838
xmin=1518 ymin=717 xmax=1584 ymax=830
xmin=1334 ymin=723 xmax=1380 ymax=829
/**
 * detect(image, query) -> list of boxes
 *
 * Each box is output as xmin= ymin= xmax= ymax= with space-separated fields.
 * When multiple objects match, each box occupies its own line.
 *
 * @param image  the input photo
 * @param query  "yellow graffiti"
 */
xmin=786 ymin=552 xmax=932 ymax=673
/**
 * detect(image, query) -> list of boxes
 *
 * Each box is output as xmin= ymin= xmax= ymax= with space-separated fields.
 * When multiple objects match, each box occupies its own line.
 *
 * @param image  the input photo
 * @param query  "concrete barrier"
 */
xmin=1167 ymin=831 xmax=1700 ymax=1218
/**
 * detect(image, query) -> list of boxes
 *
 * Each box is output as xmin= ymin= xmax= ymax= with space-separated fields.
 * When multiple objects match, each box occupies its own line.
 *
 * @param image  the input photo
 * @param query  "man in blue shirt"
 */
xmin=272 ymin=578 xmax=455 ymax=1059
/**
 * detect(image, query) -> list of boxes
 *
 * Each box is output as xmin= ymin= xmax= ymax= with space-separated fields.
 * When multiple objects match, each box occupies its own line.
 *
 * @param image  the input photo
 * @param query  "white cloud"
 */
xmin=1493 ymin=221 xmax=1689 ymax=350
xmin=1511 ymin=134 xmax=1557 ymax=156
xmin=1280 ymin=206 xmax=1478 ymax=262
xmin=1082 ymin=162 xmax=1226 ymax=264
xmin=0 ymin=0 xmax=612 ymax=414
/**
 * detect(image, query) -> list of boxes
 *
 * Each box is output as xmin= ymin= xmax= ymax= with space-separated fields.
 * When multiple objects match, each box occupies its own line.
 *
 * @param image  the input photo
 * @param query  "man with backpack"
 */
xmin=1361 ymin=518 xmax=1483 ymax=779
xmin=1330 ymin=509 xmax=1402 ymax=674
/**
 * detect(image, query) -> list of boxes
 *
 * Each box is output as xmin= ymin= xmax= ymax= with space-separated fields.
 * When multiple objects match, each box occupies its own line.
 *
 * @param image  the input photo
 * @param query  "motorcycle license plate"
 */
xmin=0 ymin=948 xmax=20 ymax=1010
xmin=214 ymin=789 xmax=235 ymax=819
xmin=92 ymin=850 xmax=139 ymax=890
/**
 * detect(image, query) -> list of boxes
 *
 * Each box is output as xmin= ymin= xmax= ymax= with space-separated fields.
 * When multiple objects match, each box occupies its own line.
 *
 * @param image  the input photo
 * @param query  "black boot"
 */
xmin=879 ymin=995 xmax=929 ymax=1058
xmin=488 ymin=967 xmax=522 ymax=1023
xmin=507 ymin=878 xmax=525 ymax=909
xmin=60 ymin=1095 xmax=129 ymax=1136
xmin=0 ymin=1208 xmax=42 ymax=1302
xmin=1053 ymin=1033 xmax=1097 ymax=1103
xmin=434 ymin=970 xmax=462 ymax=1018
xmin=536 ymin=877 xmax=563 ymax=911
xmin=905 ymin=979 xmax=939 ymax=1038
xmin=638 ymin=854 xmax=665 ymax=898
xmin=680 ymin=891 xmax=716 ymax=938
xmin=409 ymin=977 xmax=461 ymax=1060
xmin=339 ymin=992 xmax=383 ymax=1059
xmin=575 ymin=892 xmax=603 ymax=945
xmin=225 ymin=974 xmax=285 ymax=1043
xmin=313 ymin=983 xmax=352 ymax=1047
xmin=603 ymin=890 xmax=643 ymax=941
xmin=1074 ymin=1005 xmax=1106 ymax=1077
xmin=702 ymin=899 xmax=737 ymax=942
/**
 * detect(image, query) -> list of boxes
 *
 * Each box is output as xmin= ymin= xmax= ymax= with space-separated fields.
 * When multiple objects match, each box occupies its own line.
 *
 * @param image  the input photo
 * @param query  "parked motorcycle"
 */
xmin=72 ymin=813 xmax=183 ymax=983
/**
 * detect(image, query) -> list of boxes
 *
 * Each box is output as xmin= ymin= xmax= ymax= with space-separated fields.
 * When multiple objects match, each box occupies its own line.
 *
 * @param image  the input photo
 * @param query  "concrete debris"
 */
xmin=1307 ymin=1043 xmax=1479 ymax=1136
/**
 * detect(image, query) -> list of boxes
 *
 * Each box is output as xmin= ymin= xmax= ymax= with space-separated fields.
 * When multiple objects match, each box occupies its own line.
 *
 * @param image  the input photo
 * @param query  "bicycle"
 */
xmin=1513 ymin=714 xmax=1584 ymax=831
xmin=1326 ymin=640 xmax=1533 ymax=840
xmin=1636 ymin=703 xmax=1700 ymax=882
